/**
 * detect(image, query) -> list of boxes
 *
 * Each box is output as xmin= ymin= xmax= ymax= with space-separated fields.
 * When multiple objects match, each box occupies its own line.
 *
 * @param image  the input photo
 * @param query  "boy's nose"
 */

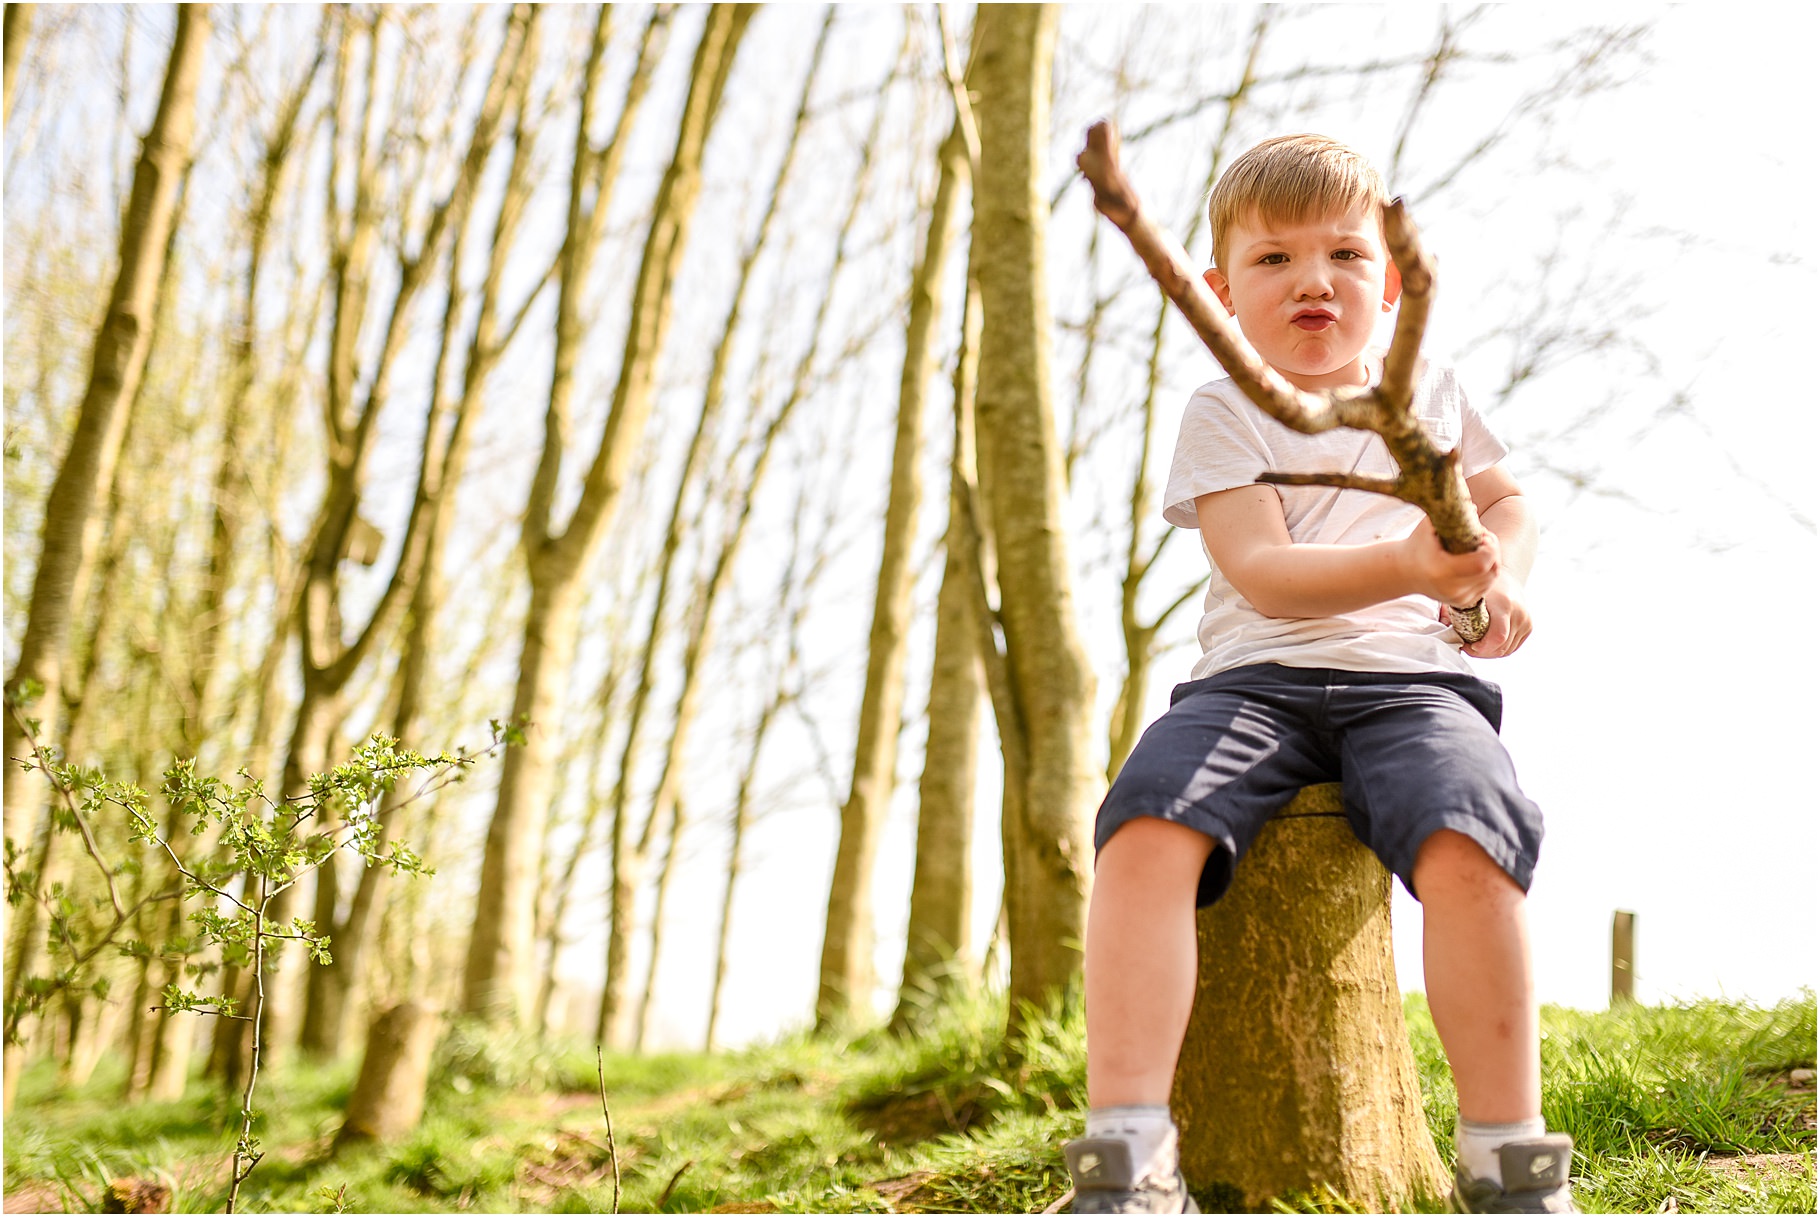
xmin=1293 ymin=266 xmax=1333 ymax=298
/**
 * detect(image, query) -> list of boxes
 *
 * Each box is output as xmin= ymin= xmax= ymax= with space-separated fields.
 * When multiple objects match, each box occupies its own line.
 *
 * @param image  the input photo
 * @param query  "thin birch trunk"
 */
xmin=704 ymin=476 xmax=828 ymax=1052
xmin=3 ymin=1 xmax=207 ymax=851
xmin=631 ymin=795 xmax=682 ymax=1050
xmin=600 ymin=34 xmax=890 ymax=1048
xmin=891 ymin=267 xmax=984 ymax=1032
xmin=3 ymin=3 xmax=30 ymax=126
xmin=1 ymin=6 xmax=207 ymax=1114
xmin=302 ymin=4 xmax=539 ymax=1060
xmin=816 ymin=96 xmax=968 ymax=1030
xmin=705 ymin=691 xmax=782 ymax=1053
xmin=463 ymin=4 xmax=750 ymax=1026
xmin=592 ymin=5 xmax=832 ymax=1049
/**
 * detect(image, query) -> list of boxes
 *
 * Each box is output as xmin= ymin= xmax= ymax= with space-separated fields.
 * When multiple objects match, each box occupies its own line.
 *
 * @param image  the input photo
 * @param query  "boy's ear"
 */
xmin=1203 ymin=267 xmax=1235 ymax=315
xmin=1381 ymin=257 xmax=1404 ymax=312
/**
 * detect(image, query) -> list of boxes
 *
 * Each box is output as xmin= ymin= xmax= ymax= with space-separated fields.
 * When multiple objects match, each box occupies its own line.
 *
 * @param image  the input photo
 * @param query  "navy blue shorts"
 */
xmin=1096 ymin=663 xmax=1543 ymax=907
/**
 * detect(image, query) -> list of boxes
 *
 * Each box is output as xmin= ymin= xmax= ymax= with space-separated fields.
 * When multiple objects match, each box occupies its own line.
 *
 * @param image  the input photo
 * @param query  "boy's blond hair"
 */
xmin=1207 ymin=134 xmax=1389 ymax=269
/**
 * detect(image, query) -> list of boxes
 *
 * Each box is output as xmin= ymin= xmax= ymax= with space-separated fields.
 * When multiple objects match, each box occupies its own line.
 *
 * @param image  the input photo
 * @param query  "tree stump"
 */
xmin=333 ymin=1001 xmax=439 ymax=1150
xmin=1171 ymin=784 xmax=1447 ymax=1210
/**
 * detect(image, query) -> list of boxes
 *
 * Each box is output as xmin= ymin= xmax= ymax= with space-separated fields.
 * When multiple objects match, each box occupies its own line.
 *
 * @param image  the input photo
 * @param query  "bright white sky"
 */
xmin=631 ymin=3 xmax=1819 ymax=1050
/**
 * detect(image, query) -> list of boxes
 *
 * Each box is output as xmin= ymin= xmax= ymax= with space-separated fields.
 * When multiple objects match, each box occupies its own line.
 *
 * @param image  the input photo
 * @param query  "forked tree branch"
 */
xmin=1076 ymin=120 xmax=1490 ymax=643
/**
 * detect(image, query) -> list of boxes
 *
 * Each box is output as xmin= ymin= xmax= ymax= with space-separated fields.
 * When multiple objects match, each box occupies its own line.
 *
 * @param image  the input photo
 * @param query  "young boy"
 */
xmin=1062 ymin=134 xmax=1573 ymax=1214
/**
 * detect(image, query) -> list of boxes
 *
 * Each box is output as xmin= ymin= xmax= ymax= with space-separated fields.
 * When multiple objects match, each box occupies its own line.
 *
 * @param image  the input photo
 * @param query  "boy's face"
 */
xmin=1203 ymin=204 xmax=1402 ymax=392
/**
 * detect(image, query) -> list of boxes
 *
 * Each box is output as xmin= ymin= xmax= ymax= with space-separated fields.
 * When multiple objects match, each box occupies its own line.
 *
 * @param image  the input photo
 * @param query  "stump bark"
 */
xmin=334 ymin=1002 xmax=439 ymax=1149
xmin=1171 ymin=784 xmax=1447 ymax=1210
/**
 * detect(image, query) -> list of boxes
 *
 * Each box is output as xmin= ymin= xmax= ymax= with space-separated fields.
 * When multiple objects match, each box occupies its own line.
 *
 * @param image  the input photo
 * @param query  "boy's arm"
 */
xmin=1195 ymin=462 xmax=1535 ymax=659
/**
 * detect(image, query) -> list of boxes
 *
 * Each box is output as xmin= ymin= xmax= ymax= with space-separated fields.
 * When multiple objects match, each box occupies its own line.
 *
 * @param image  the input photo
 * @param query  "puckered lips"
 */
xmin=1291 ymin=308 xmax=1336 ymax=332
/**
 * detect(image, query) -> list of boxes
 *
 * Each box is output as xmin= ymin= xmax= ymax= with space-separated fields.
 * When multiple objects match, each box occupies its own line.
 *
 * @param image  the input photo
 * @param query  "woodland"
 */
xmin=3 ymin=4 xmax=1814 ymax=1214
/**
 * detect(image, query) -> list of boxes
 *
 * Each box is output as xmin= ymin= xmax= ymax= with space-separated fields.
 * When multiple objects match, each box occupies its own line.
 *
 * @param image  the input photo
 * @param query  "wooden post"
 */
xmin=1172 ymin=785 xmax=1448 ymax=1210
xmin=1611 ymin=910 xmax=1636 ymax=1007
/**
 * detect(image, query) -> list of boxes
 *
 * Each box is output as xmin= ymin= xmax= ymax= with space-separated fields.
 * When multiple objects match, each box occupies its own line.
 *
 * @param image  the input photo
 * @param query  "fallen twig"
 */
xmin=656 ymin=1160 xmax=695 ymax=1211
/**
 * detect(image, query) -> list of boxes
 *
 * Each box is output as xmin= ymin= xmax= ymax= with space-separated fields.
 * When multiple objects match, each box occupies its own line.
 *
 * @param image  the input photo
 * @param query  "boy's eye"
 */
xmin=1332 ymin=249 xmax=1362 ymax=261
xmin=1259 ymin=253 xmax=1289 ymax=265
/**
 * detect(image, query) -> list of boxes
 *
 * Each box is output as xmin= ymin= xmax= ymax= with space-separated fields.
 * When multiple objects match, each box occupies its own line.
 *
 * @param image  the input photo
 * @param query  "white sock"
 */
xmin=1455 ymin=1116 xmax=1547 ymax=1187
xmin=1085 ymin=1104 xmax=1177 ymax=1184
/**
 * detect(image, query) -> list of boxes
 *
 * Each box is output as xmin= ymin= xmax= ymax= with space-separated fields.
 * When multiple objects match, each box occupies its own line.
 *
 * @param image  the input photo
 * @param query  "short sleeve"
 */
xmin=1160 ymin=383 xmax=1275 ymax=529
xmin=1459 ymin=393 xmax=1508 ymax=478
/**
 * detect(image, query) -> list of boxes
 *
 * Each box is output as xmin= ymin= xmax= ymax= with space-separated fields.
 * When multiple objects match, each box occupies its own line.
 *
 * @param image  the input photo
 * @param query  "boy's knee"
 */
xmin=1411 ymin=828 xmax=1523 ymax=905
xmin=1098 ymin=816 xmax=1215 ymax=882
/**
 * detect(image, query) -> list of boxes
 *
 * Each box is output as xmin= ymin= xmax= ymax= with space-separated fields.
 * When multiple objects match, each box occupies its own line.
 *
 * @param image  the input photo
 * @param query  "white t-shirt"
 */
xmin=1161 ymin=357 xmax=1508 ymax=679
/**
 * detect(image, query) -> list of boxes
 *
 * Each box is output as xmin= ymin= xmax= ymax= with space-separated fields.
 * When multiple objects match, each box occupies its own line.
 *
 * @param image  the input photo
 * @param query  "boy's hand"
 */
xmin=1446 ymin=571 xmax=1533 ymax=658
xmin=1398 ymin=516 xmax=1499 ymax=609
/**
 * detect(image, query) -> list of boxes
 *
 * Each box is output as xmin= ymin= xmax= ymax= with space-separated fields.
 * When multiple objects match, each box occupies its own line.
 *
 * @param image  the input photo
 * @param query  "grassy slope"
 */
xmin=4 ymin=994 xmax=1812 ymax=1214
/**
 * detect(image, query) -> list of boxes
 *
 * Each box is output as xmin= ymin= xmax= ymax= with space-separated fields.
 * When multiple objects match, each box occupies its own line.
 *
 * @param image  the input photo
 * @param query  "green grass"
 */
xmin=4 ymin=992 xmax=1812 ymax=1213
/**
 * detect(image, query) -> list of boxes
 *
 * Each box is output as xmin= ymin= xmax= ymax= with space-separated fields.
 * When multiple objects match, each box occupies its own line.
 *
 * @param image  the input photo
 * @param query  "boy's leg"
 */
xmin=1412 ymin=827 xmax=1539 ymax=1124
xmin=1071 ymin=667 xmax=1333 ymax=1214
xmin=1414 ymin=832 xmax=1574 ymax=1212
xmin=1085 ymin=817 xmax=1216 ymax=1108
xmin=1070 ymin=816 xmax=1213 ymax=1213
xmin=1329 ymin=674 xmax=1571 ymax=1211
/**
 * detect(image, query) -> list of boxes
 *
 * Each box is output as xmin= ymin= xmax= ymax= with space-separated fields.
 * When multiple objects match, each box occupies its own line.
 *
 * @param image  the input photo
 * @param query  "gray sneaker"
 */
xmin=1063 ymin=1137 xmax=1199 ymax=1214
xmin=1450 ymin=1134 xmax=1579 ymax=1213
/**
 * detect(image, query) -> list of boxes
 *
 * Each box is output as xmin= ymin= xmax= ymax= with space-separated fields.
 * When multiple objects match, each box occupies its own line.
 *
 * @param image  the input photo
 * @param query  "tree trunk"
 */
xmin=596 ymin=6 xmax=827 ymax=1048
xmin=632 ymin=797 xmax=683 ymax=1051
xmin=3 ymin=2 xmax=208 ymax=848
xmin=466 ymin=7 xmax=748 ymax=1028
xmin=464 ymin=577 xmax=583 ymax=1022
xmin=285 ymin=5 xmax=530 ymax=1058
xmin=58 ymin=984 xmax=117 ymax=1090
xmin=705 ymin=687 xmax=780 ymax=1053
xmin=818 ymin=112 xmax=968 ymax=1031
xmin=1172 ymin=785 xmax=1448 ymax=1210
xmin=1 ymin=6 xmax=207 ymax=1116
xmin=3 ymin=3 xmax=31 ymax=126
xmin=703 ymin=419 xmax=836 ymax=1051
xmin=600 ymin=8 xmax=861 ymax=1048
xmin=303 ymin=3 xmax=536 ymax=1058
xmin=891 ymin=267 xmax=984 ymax=1032
xmin=333 ymin=1001 xmax=439 ymax=1149
xmin=969 ymin=2 xmax=1097 ymax=1030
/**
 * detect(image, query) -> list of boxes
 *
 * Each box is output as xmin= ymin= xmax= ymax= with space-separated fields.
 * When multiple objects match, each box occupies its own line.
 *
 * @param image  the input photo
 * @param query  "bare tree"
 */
xmin=1105 ymin=13 xmax=1271 ymax=780
xmin=579 ymin=6 xmax=831 ymax=1049
xmin=891 ymin=263 xmax=984 ymax=1032
xmin=462 ymin=3 xmax=753 ymax=1026
xmin=705 ymin=445 xmax=844 ymax=1051
xmin=604 ymin=35 xmax=897 ymax=1050
xmin=969 ymin=3 xmax=1099 ymax=1033
xmin=3 ymin=2 xmax=208 ymax=847
xmin=302 ymin=5 xmax=545 ymax=1059
xmin=817 ymin=31 xmax=969 ymax=1032
xmin=3 ymin=3 xmax=31 ymax=128
xmin=275 ymin=5 xmax=533 ymax=1060
xmin=1 ymin=4 xmax=207 ymax=1113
